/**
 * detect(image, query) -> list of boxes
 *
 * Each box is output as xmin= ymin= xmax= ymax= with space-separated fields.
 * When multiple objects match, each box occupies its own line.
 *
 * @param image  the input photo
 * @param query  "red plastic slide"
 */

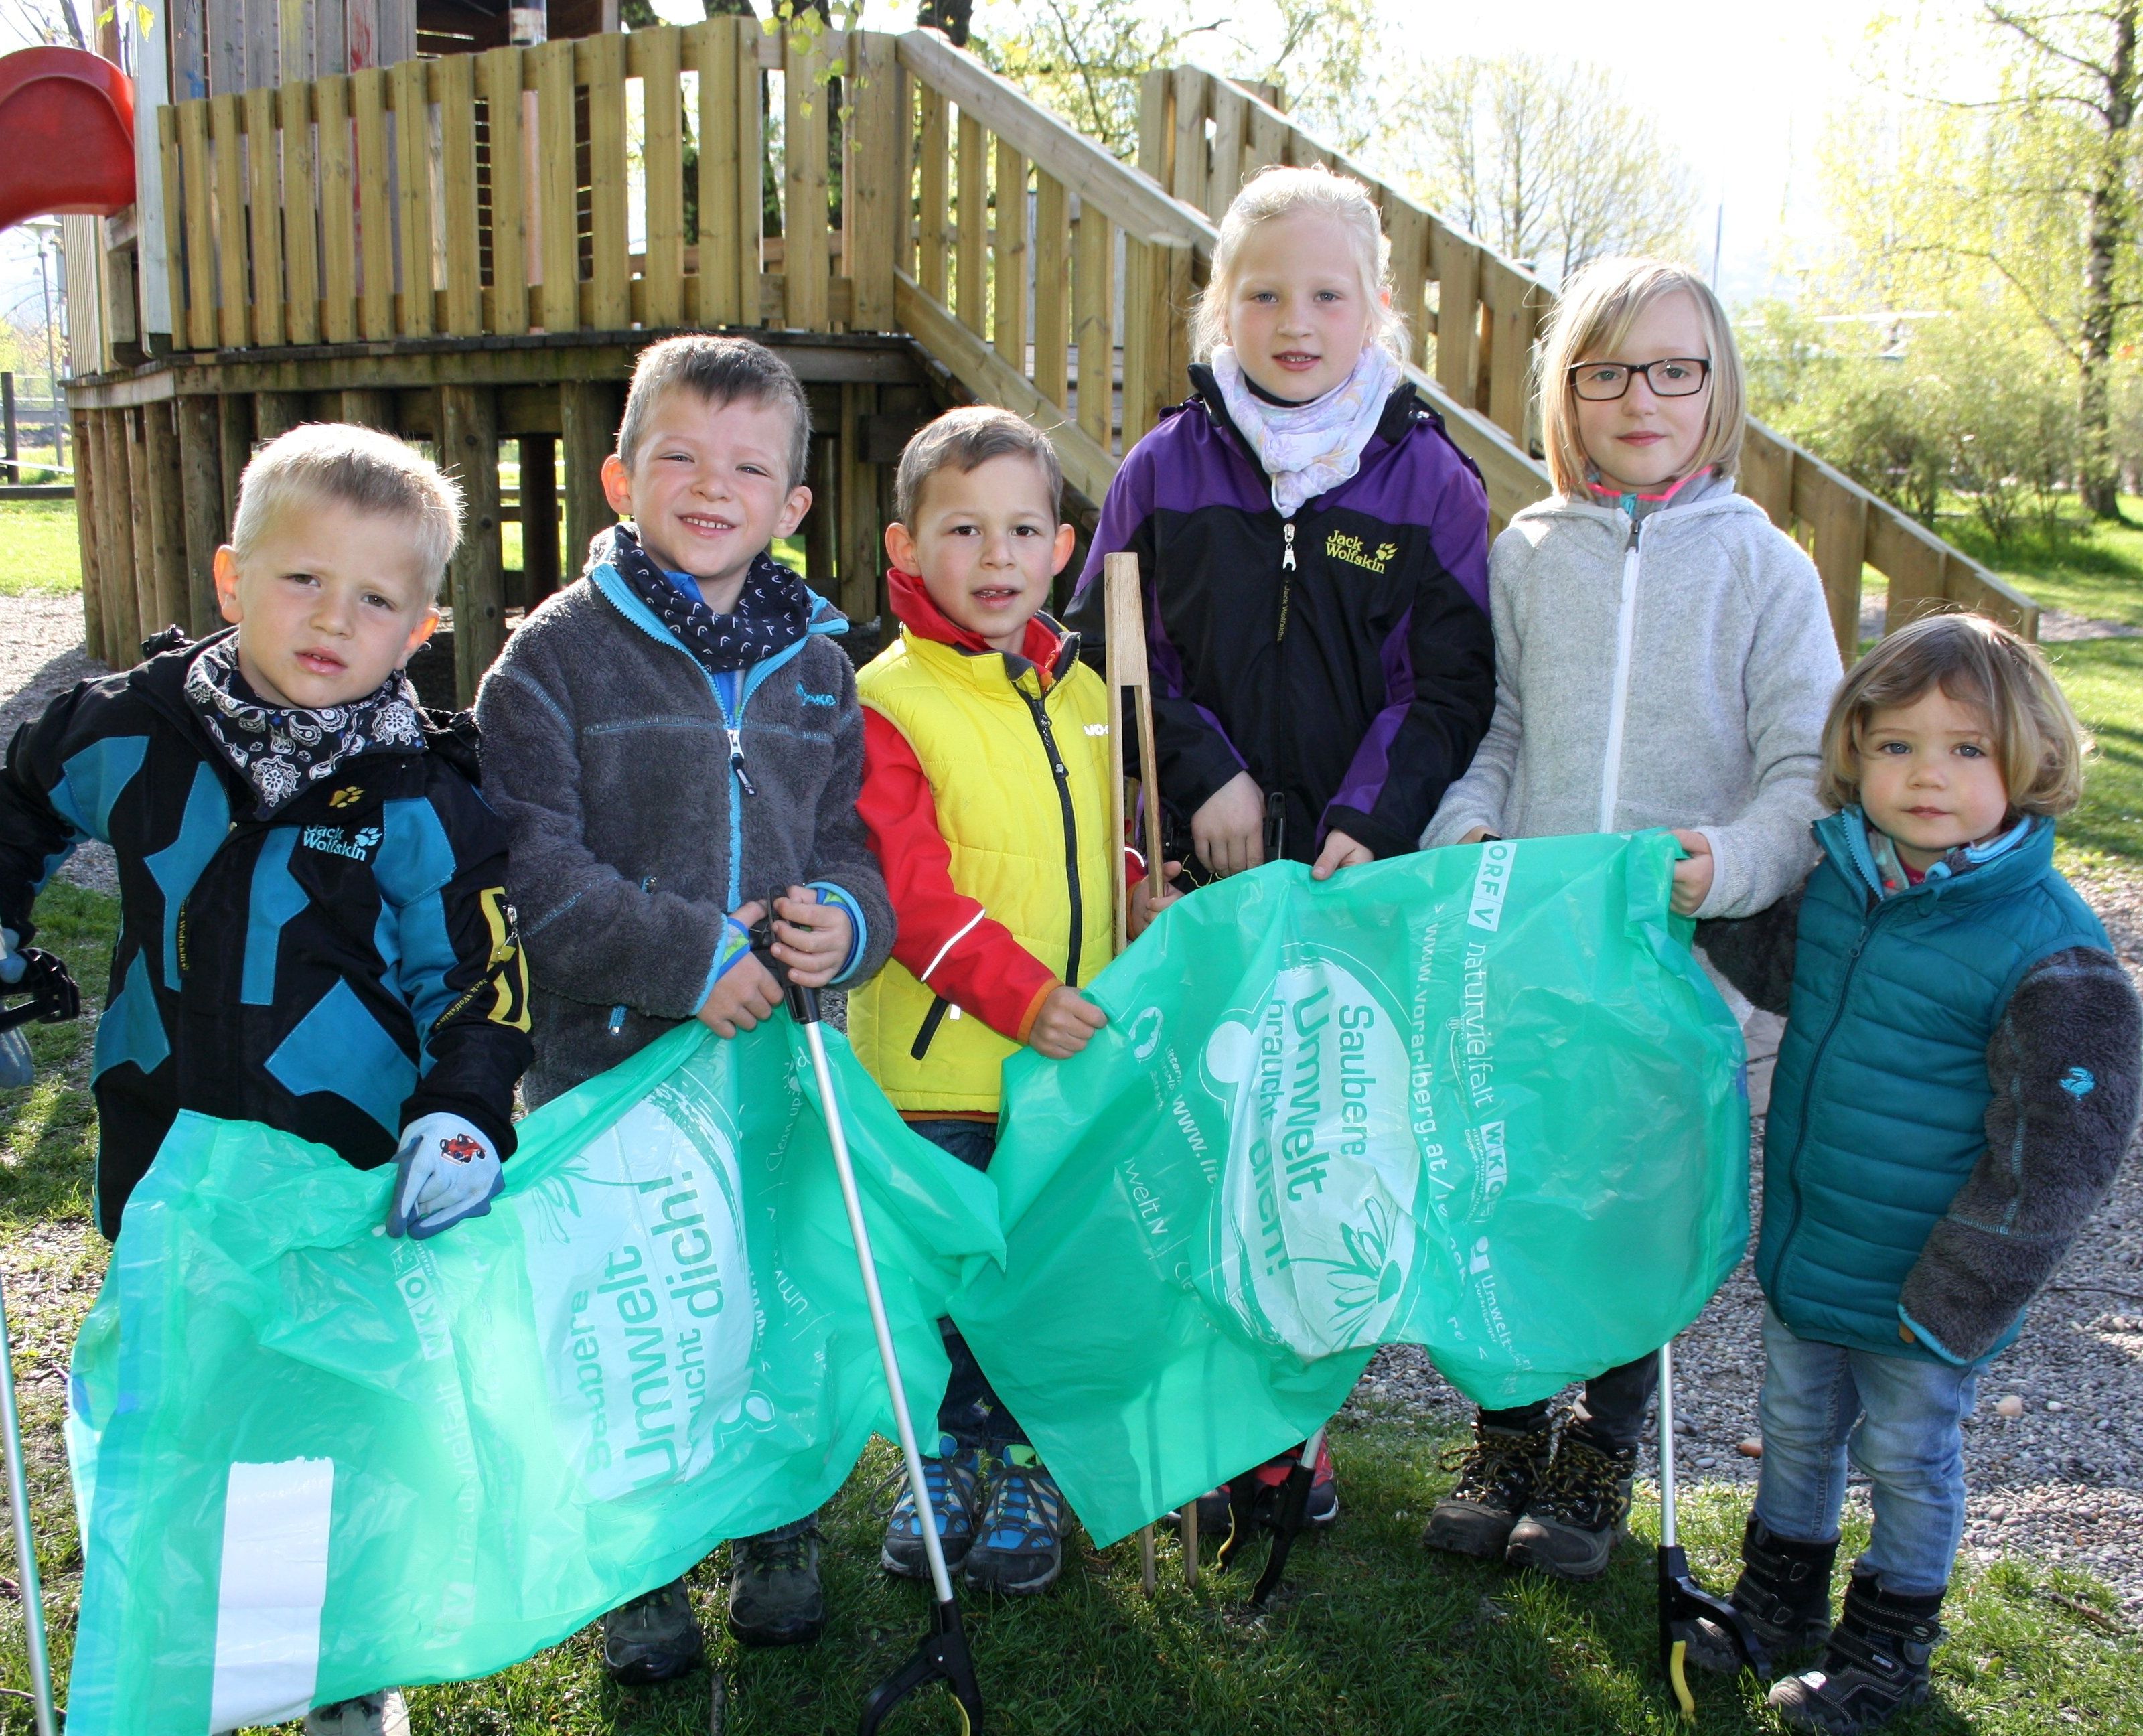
xmin=0 ymin=46 xmax=134 ymax=233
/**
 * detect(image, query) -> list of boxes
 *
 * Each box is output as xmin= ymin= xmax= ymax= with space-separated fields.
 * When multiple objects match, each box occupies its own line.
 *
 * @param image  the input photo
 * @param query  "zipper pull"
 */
xmin=727 ymin=727 xmax=757 ymax=797
xmin=1283 ymin=522 xmax=1297 ymax=569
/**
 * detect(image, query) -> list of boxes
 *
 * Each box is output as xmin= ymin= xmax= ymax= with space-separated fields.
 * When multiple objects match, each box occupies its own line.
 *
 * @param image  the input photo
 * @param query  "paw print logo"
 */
xmin=328 ymin=785 xmax=364 ymax=808
xmin=1374 ymin=542 xmax=1398 ymax=565
xmin=354 ymin=826 xmax=383 ymax=849
xmin=439 ymin=1133 xmax=486 ymax=1164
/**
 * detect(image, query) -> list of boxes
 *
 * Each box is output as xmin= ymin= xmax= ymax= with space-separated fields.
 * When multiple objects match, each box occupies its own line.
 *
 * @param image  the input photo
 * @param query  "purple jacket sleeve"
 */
xmin=1320 ymin=443 xmax=1495 ymax=859
xmin=1067 ymin=435 xmax=1250 ymax=816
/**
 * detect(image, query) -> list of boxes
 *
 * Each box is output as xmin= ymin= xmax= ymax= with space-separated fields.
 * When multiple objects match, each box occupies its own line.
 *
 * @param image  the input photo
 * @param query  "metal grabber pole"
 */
xmin=1656 ymin=1339 xmax=1764 ymax=1718
xmin=1214 ymin=1422 xmax=1327 ymax=1609
xmin=0 ymin=1271 xmax=58 ymax=1736
xmin=779 ymin=969 xmax=983 ymax=1735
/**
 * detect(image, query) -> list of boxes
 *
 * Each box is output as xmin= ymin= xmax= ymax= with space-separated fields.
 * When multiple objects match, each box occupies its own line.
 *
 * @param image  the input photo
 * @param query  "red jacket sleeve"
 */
xmin=858 ymin=708 xmax=1061 ymax=1044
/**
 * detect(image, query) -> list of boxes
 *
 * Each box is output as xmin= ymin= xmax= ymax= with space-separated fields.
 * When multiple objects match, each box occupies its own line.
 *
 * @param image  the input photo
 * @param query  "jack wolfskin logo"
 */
xmin=327 ymin=784 xmax=365 ymax=808
xmin=1467 ymin=841 xmax=1516 ymax=932
xmin=1326 ymin=532 xmax=1398 ymax=575
xmin=2061 ymin=1066 xmax=2097 ymax=1098
xmin=301 ymin=824 xmax=382 ymax=861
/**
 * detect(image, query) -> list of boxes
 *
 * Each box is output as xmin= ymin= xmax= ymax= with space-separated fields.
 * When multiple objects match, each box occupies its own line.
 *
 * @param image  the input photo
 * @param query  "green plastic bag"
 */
xmin=950 ymin=832 xmax=1749 ymax=1544
xmin=64 ymin=1020 xmax=1001 ymax=1736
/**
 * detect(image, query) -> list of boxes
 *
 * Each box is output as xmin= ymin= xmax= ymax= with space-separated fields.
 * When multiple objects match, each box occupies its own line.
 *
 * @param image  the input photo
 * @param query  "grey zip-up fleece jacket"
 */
xmin=1422 ymin=482 xmax=1842 ymax=918
xmin=475 ymin=551 xmax=895 ymax=1107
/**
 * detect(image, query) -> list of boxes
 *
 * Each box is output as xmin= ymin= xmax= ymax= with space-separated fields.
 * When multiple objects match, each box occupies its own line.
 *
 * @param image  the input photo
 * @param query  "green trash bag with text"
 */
xmin=950 ymin=831 xmax=1749 ymax=1544
xmin=62 ymin=1019 xmax=1001 ymax=1736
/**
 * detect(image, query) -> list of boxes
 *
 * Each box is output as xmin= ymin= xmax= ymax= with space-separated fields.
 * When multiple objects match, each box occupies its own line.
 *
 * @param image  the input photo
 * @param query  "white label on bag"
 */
xmin=209 ymin=1457 xmax=334 ymax=1733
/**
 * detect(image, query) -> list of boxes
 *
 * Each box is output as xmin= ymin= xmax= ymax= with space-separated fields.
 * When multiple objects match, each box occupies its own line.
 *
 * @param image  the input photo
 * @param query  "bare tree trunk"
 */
xmin=2077 ymin=5 xmax=2136 ymax=518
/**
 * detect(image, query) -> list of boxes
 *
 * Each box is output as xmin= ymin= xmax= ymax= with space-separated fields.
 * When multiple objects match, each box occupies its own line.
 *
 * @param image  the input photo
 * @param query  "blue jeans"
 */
xmin=1752 ymin=1305 xmax=1978 ymax=1597
xmin=909 ymin=1118 xmax=1030 ymax=1451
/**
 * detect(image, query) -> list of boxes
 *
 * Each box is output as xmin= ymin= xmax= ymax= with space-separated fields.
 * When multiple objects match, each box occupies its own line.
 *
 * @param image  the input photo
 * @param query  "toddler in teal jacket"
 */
xmin=1696 ymin=613 xmax=2139 ymax=1734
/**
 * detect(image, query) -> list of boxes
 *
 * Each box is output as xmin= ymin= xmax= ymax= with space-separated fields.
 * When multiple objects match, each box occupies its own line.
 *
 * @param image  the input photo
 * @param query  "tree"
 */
xmin=1828 ymin=3 xmax=2142 ymax=519
xmin=980 ymin=0 xmax=1228 ymax=161
xmin=0 ymin=0 xmax=88 ymax=50
xmin=1387 ymin=54 xmax=1695 ymax=282
xmin=917 ymin=0 xmax=970 ymax=47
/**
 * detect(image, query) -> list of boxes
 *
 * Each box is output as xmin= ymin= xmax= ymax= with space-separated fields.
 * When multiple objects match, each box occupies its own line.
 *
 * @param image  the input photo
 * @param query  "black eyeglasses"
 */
xmin=1567 ymin=357 xmax=1713 ymax=401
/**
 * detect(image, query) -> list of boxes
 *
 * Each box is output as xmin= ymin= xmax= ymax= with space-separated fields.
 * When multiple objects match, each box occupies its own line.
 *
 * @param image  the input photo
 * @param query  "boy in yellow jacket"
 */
xmin=853 ymin=407 xmax=1170 ymax=1595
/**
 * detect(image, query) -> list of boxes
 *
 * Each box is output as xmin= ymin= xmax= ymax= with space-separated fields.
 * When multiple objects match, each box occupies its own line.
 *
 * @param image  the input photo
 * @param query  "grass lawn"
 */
xmin=2 ymin=892 xmax=2139 ymax=1735
xmin=0 ymin=502 xmax=83 ymax=597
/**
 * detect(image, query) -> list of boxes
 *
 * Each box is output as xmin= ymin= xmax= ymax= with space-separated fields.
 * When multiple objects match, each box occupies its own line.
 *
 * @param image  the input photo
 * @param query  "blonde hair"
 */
xmin=1537 ymin=257 xmax=1745 ymax=497
xmin=895 ymin=406 xmax=1063 ymax=525
xmin=1818 ymin=611 xmax=2088 ymax=818
xmin=1191 ymin=164 xmax=1406 ymax=364
xmin=232 ymin=423 xmax=463 ymax=593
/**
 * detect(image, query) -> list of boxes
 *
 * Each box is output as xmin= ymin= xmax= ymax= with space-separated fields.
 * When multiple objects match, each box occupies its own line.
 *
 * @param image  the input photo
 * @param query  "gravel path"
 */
xmin=7 ymin=591 xmax=2142 ymax=1613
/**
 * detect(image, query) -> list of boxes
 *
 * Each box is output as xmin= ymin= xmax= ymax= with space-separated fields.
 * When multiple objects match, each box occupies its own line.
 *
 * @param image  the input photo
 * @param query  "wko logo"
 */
xmin=1467 ymin=840 xmax=1516 ymax=932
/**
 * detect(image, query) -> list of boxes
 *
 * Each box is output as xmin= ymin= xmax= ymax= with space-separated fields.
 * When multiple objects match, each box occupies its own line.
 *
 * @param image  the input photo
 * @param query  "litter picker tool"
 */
xmin=1 ymin=1270 xmax=58 ymax=1736
xmin=1213 ymin=1423 xmax=1325 ymax=1608
xmin=1103 ymin=553 xmax=1197 ymax=1592
xmin=1657 ymin=1340 xmax=1765 ymax=1717
xmin=753 ymin=915 xmax=984 ymax=1736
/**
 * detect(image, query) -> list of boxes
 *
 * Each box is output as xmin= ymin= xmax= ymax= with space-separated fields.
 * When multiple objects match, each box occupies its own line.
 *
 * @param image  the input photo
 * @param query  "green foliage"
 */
xmin=0 ymin=879 xmax=114 ymax=1229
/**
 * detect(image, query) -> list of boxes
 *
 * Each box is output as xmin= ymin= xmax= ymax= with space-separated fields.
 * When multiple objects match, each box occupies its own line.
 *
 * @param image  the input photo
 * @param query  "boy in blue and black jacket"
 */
xmin=0 ymin=425 xmax=530 ymax=1250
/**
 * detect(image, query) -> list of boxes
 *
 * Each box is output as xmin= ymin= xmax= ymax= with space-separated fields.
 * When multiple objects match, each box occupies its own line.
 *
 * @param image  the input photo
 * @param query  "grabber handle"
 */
xmin=860 ymin=1595 xmax=983 ymax=1736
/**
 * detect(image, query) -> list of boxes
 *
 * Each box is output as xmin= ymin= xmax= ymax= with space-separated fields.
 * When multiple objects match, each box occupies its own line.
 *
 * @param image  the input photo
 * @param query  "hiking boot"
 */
xmin=963 ymin=1449 xmax=1065 ymax=1595
xmin=1422 ymin=1420 xmax=1554 ymax=1559
xmin=1503 ymin=1429 xmax=1635 ymax=1581
xmin=602 ymin=1577 xmax=705 ymax=1684
xmin=727 ymin=1522 xmax=826 ymax=1648
xmin=1687 ymin=1516 xmax=1838 ymax=1678
xmin=882 ymin=1437 xmax=985 ymax=1579
xmin=1769 ymin=1573 xmax=1944 ymax=1733
xmin=304 ymin=1692 xmax=409 ymax=1736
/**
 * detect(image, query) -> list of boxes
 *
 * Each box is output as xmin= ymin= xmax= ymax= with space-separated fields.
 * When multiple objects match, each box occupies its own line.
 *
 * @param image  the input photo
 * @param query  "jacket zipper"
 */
xmin=1771 ymin=891 xmax=1905 ymax=1278
xmin=1018 ymin=683 xmax=1084 ymax=986
xmin=1596 ymin=517 xmax=1641 ymax=832
xmin=1276 ymin=521 xmax=1298 ymax=642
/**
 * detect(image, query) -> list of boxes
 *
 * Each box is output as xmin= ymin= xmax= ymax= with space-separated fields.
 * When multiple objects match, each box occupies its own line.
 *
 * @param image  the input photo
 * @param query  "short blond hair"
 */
xmin=1191 ymin=164 xmax=1406 ymax=363
xmin=232 ymin=423 xmax=463 ymax=592
xmin=1537 ymin=257 xmax=1745 ymax=496
xmin=1819 ymin=611 xmax=2088 ymax=818
xmin=617 ymin=334 xmax=811 ymax=486
xmin=894 ymin=407 xmax=1063 ymax=525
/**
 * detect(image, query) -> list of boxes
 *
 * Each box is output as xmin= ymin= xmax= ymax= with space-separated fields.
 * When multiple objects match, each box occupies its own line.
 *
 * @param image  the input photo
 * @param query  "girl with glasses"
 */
xmin=1418 ymin=256 xmax=1843 ymax=1582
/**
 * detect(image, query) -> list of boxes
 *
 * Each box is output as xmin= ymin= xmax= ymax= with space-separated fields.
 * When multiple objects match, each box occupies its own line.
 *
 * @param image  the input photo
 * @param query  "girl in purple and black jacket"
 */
xmin=1068 ymin=163 xmax=1495 ymax=1529
xmin=1069 ymin=163 xmax=1494 ymax=889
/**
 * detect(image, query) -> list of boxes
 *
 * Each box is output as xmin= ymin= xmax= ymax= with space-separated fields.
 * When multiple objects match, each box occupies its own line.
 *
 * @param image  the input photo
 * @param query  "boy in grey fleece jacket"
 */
xmin=1419 ymin=261 xmax=1842 ymax=1584
xmin=475 ymin=338 xmax=893 ymax=1681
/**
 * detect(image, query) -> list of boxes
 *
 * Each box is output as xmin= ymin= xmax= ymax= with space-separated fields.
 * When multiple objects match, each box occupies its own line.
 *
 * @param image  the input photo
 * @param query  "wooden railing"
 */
xmin=1140 ymin=64 xmax=2041 ymax=645
xmin=157 ymin=19 xmax=885 ymax=354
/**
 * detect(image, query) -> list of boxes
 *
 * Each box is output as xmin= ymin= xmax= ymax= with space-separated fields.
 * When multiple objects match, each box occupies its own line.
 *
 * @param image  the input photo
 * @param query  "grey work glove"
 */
xmin=386 ymin=1112 xmax=504 ymax=1240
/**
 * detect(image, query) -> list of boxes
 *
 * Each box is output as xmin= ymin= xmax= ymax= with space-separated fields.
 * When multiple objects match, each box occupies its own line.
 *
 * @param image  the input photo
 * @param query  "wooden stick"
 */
xmin=1181 ymin=1500 xmax=1199 ymax=1589
xmin=1140 ymin=1523 xmax=1157 ymax=1596
xmin=1104 ymin=551 xmax=1166 ymax=956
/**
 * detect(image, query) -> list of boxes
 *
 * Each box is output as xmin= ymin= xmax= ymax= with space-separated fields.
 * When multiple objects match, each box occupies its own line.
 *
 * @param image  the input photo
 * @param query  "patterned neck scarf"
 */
xmin=604 ymin=524 xmax=813 ymax=678
xmin=1862 ymin=811 xmax=2033 ymax=897
xmin=1211 ymin=343 xmax=1402 ymax=519
xmin=183 ymin=635 xmax=427 ymax=818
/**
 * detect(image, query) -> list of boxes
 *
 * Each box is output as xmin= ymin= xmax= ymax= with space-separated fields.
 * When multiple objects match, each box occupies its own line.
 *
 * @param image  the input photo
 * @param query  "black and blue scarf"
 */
xmin=606 ymin=525 xmax=813 ymax=678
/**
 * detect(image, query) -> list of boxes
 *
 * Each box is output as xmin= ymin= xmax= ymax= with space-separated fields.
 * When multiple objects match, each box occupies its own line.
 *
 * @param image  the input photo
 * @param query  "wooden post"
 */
xmin=844 ymin=30 xmax=899 ymax=333
xmin=518 ymin=434 xmax=560 ymax=604
xmin=1809 ymin=472 xmax=1870 ymax=660
xmin=559 ymin=381 xmax=617 ymax=571
xmin=143 ymin=401 xmax=191 ymax=638
xmin=218 ymin=393 xmax=256 ymax=536
xmin=125 ymin=411 xmax=161 ymax=646
xmin=175 ymin=395 xmax=226 ymax=636
xmin=836 ymin=382 xmax=878 ymax=626
xmin=70 ymin=411 xmax=106 ymax=667
xmin=801 ymin=429 xmax=835 ymax=592
xmin=1103 ymin=550 xmax=1164 ymax=954
xmin=340 ymin=390 xmax=395 ymax=429
xmin=441 ymin=386 xmax=505 ymax=701
xmin=96 ymin=411 xmax=139 ymax=663
xmin=255 ymin=393 xmax=307 ymax=443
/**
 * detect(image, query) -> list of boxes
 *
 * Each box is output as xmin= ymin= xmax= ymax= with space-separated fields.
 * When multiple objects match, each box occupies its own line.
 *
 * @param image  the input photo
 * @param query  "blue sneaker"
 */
xmin=963 ymin=1448 xmax=1065 ymax=1595
xmin=881 ymin=1437 xmax=984 ymax=1578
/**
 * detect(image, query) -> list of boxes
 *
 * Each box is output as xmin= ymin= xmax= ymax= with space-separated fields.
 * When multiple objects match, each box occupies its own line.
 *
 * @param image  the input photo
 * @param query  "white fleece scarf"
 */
xmin=1211 ymin=343 xmax=1402 ymax=520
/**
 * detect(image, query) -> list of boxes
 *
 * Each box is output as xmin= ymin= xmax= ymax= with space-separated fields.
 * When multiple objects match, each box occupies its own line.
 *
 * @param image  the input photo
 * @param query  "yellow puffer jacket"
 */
xmin=851 ymin=626 xmax=1117 ymax=1115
